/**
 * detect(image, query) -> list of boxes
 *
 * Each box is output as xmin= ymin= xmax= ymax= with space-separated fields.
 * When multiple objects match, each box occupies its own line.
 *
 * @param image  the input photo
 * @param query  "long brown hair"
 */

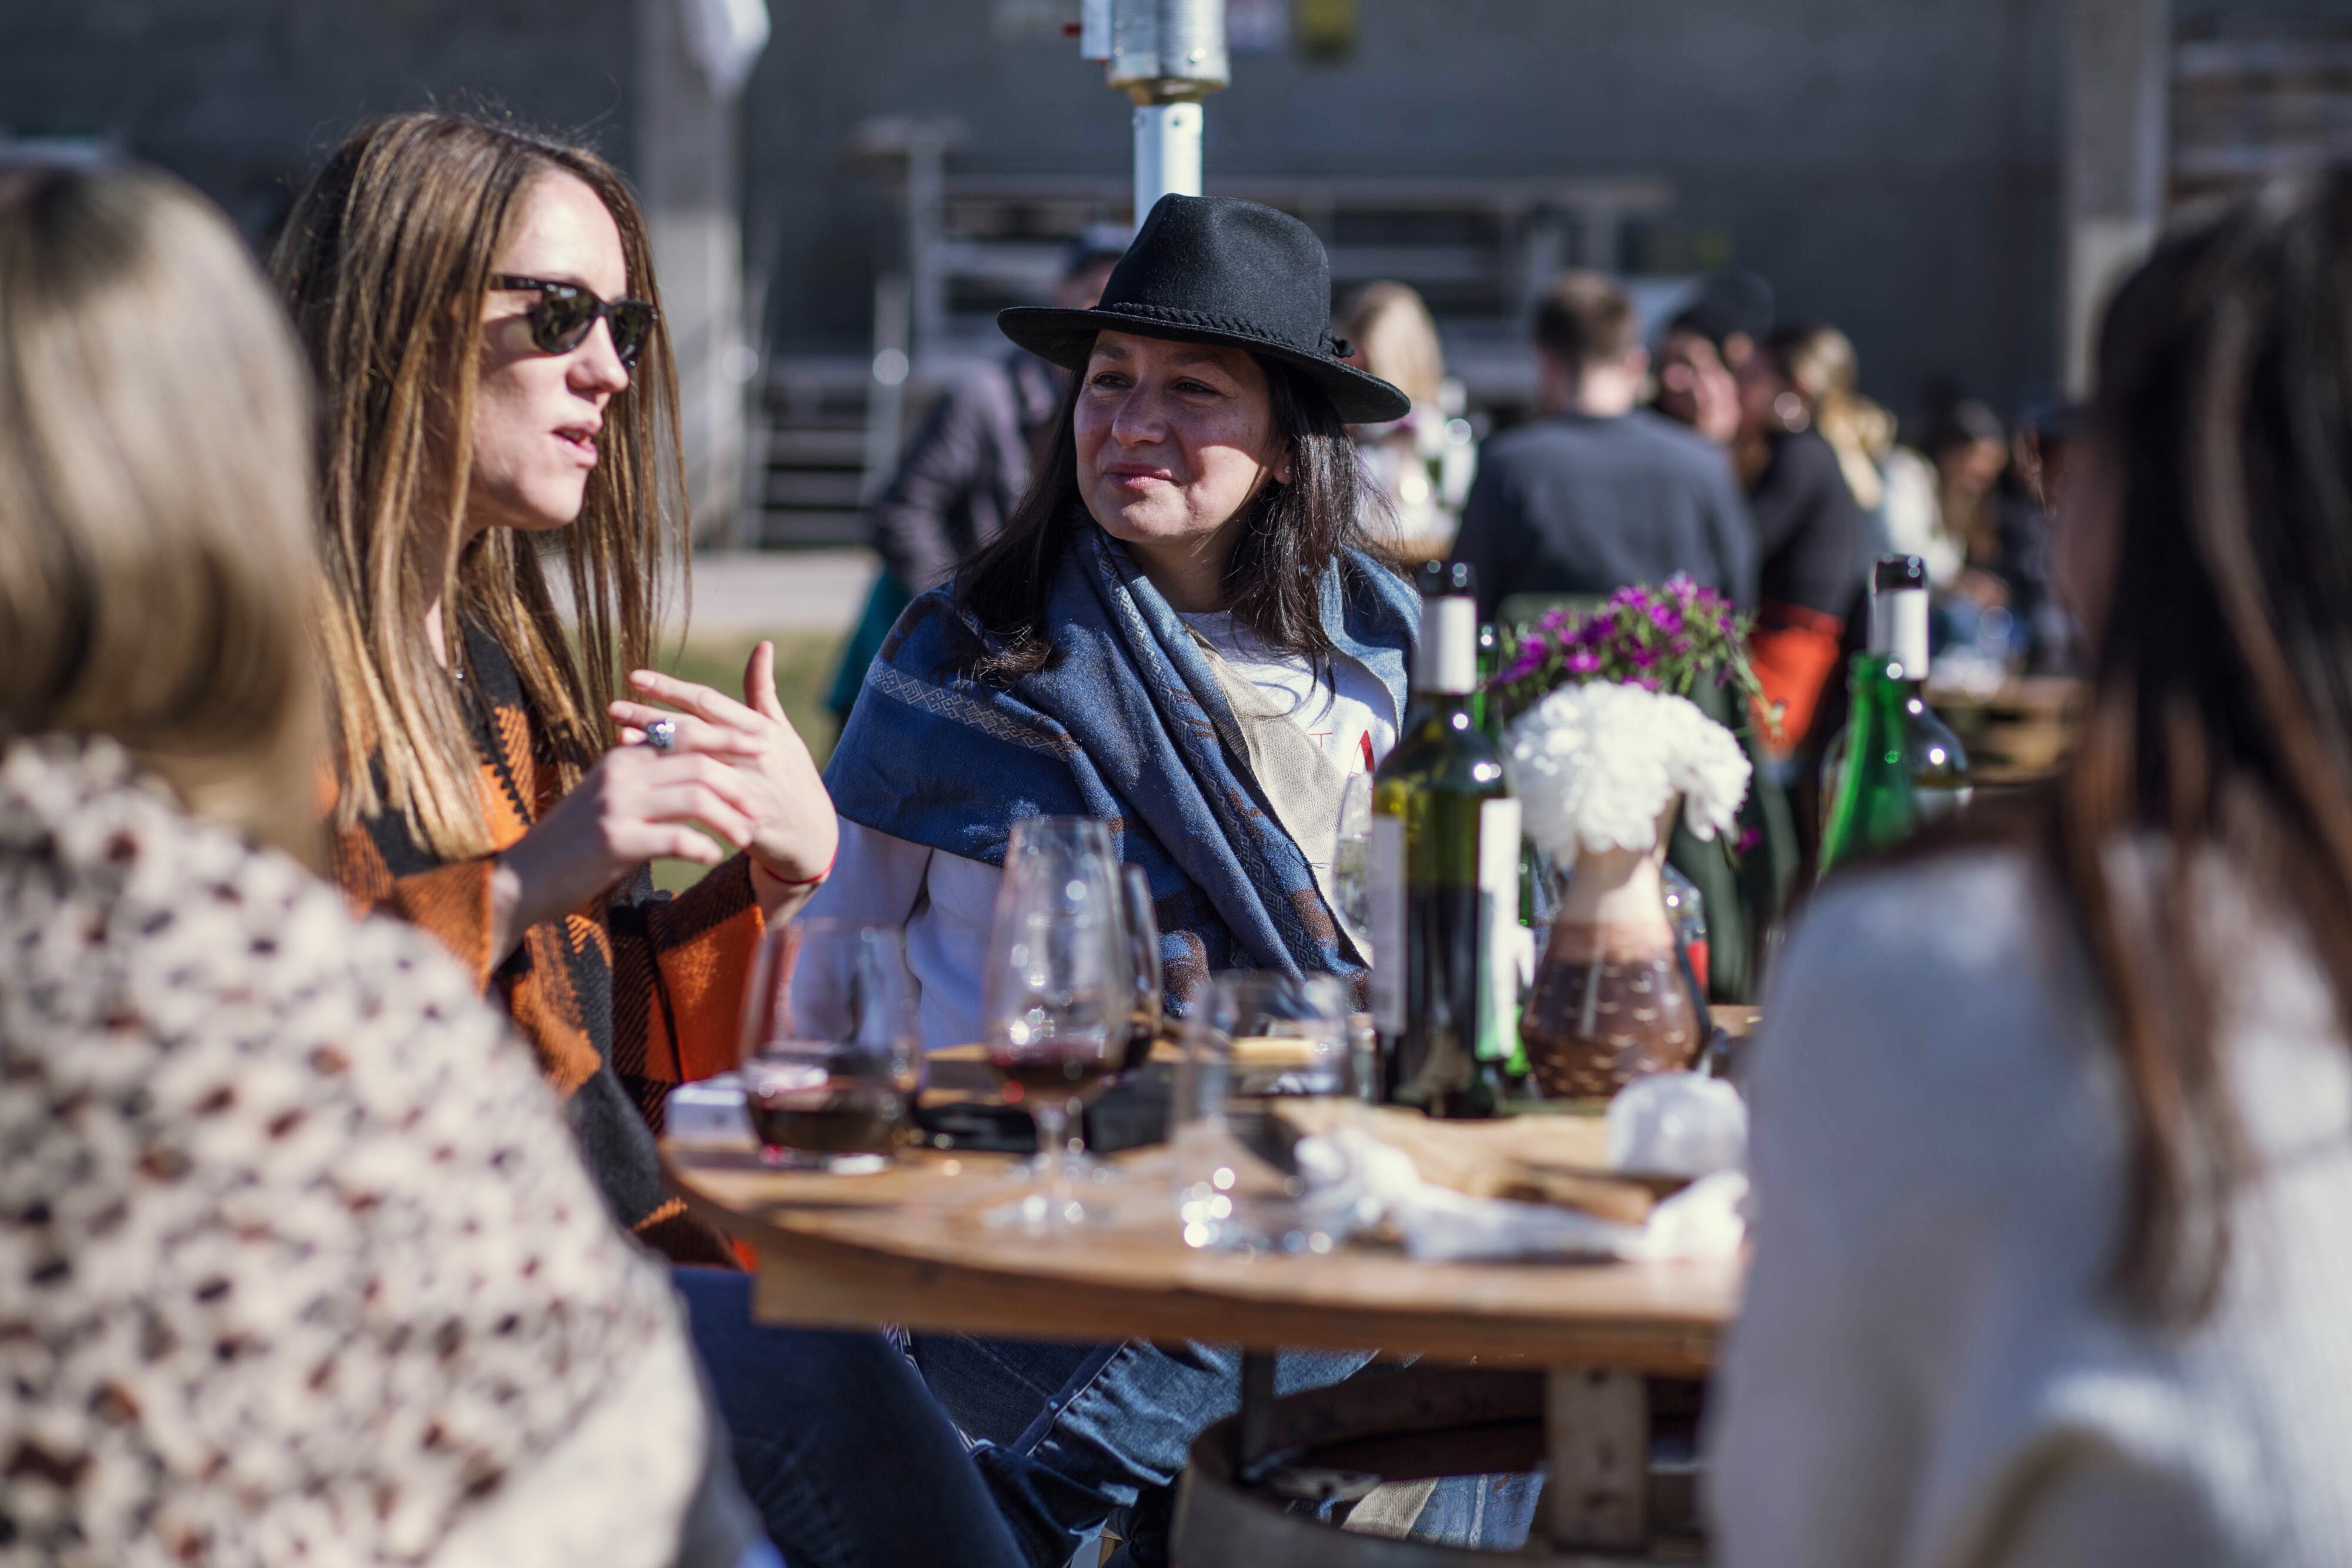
xmin=1763 ymin=320 xmax=1894 ymax=512
xmin=273 ymin=112 xmax=686 ymax=858
xmin=0 ymin=165 xmax=324 ymax=865
xmin=2040 ymin=173 xmax=2352 ymax=1318
xmin=956 ymin=346 xmax=1369 ymax=681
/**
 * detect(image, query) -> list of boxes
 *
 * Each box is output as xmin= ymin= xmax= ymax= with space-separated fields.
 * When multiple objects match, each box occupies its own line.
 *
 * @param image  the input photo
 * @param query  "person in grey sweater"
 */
xmin=1711 ymin=173 xmax=2352 ymax=1567
xmin=1449 ymin=271 xmax=1756 ymax=623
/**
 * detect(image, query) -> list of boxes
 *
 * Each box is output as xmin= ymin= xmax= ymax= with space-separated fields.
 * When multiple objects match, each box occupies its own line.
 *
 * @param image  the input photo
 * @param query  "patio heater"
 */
xmin=1080 ymin=0 xmax=1230 ymax=228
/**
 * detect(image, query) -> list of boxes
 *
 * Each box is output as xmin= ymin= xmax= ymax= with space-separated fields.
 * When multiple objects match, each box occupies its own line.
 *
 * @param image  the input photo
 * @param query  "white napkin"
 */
xmin=1293 ymin=1114 xmax=1749 ymax=1266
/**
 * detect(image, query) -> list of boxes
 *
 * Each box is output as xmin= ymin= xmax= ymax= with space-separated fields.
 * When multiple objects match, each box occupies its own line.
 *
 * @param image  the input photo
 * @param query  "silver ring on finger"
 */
xmin=643 ymin=717 xmax=677 ymax=754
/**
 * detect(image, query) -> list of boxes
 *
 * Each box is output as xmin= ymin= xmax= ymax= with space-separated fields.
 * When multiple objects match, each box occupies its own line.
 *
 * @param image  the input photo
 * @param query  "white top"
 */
xmin=1710 ymin=848 xmax=2352 ymax=1568
xmin=808 ymin=631 xmax=1398 ymax=1054
xmin=1175 ymin=610 xmax=1396 ymax=776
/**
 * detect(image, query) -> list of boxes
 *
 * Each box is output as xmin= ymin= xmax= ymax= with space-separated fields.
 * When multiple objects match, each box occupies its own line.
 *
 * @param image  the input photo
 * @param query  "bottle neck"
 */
xmin=1414 ymin=594 xmax=1479 ymax=697
xmin=1851 ymin=657 xmax=1911 ymax=728
xmin=1866 ymin=586 xmax=1931 ymax=681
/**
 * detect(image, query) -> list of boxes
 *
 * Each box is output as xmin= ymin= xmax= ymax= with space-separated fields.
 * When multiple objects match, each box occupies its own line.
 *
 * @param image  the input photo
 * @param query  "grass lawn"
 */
xmin=649 ymin=628 xmax=846 ymax=894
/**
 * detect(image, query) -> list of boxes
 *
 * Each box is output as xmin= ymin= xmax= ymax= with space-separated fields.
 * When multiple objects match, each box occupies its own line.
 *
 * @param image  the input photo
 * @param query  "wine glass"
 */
xmin=1331 ymin=773 xmax=1375 ymax=960
xmin=739 ymin=920 xmax=921 ymax=1172
xmin=981 ymin=817 xmax=1127 ymax=1230
xmin=1118 ymin=863 xmax=1164 ymax=1072
xmin=1172 ymin=971 xmax=1358 ymax=1252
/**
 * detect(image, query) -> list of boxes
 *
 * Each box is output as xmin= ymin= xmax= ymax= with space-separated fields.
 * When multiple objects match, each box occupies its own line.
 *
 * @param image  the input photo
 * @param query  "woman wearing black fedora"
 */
xmin=808 ymin=197 xmax=1525 ymax=1561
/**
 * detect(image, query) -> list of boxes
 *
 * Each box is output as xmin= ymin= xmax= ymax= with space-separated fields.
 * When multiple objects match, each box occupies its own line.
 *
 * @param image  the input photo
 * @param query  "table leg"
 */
xmin=1542 ymin=1367 xmax=1648 ymax=1552
xmin=1235 ymin=1348 xmax=1278 ymax=1475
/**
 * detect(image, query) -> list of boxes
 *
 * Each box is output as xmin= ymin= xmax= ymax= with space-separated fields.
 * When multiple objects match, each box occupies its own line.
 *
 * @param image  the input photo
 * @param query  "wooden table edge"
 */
xmin=666 ymin=1149 xmax=1732 ymax=1376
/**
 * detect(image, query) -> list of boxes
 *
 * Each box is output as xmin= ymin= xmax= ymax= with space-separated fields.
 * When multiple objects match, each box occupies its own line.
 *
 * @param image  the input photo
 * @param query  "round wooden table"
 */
xmin=669 ymin=1141 xmax=1740 ymax=1563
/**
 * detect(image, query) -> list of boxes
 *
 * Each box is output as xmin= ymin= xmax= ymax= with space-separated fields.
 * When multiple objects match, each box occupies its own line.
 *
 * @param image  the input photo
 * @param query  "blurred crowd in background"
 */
xmin=844 ymin=250 xmax=2086 ymax=767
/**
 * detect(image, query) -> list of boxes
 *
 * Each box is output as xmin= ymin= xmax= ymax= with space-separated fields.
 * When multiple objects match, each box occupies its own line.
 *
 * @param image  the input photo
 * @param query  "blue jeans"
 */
xmin=675 ymin=1269 xmax=1026 ymax=1568
xmin=911 ymin=1335 xmax=1541 ymax=1567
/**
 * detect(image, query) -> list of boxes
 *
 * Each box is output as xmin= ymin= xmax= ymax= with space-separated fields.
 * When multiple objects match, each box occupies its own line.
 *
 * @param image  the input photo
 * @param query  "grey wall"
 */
xmin=0 ymin=0 xmax=637 ymax=243
xmin=14 ymin=0 xmax=2323 ymax=426
xmin=745 ymin=0 xmax=2067 ymax=423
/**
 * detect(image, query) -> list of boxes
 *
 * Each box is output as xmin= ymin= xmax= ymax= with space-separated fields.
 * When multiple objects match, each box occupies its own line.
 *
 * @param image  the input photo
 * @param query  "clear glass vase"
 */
xmin=1518 ymin=804 xmax=1702 ymax=1099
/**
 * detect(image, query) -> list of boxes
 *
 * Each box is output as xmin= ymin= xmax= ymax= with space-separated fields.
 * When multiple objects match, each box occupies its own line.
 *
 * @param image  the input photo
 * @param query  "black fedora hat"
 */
xmin=999 ymin=194 xmax=1411 ymax=424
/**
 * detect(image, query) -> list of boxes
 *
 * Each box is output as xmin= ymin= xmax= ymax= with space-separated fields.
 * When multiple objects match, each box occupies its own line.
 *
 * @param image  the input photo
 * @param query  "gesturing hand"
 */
xmin=489 ymin=742 xmax=773 ymax=962
xmin=609 ymin=640 xmax=840 ymax=897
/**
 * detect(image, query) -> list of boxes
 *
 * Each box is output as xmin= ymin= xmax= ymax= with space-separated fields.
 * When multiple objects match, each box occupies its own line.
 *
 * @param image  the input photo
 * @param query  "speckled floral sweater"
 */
xmin=0 ymin=737 xmax=751 ymax=1567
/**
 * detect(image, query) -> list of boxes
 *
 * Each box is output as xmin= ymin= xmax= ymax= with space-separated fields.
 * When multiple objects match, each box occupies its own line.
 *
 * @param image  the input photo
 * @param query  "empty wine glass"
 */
xmin=739 ymin=920 xmax=921 ymax=1172
xmin=1331 ymin=773 xmax=1375 ymax=960
xmin=1118 ymin=863 xmax=1164 ymax=1072
xmin=1172 ymin=971 xmax=1359 ymax=1252
xmin=981 ymin=817 xmax=1127 ymax=1230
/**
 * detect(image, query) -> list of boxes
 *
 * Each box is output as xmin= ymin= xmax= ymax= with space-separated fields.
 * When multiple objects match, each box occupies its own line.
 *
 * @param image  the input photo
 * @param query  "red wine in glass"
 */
xmin=987 ymin=1045 xmax=1120 ymax=1108
xmin=744 ymin=1057 xmax=909 ymax=1169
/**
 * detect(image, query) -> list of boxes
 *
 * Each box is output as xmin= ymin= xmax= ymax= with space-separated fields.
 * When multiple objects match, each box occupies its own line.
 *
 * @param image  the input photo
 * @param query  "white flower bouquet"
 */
xmin=1506 ymin=681 xmax=1752 ymax=858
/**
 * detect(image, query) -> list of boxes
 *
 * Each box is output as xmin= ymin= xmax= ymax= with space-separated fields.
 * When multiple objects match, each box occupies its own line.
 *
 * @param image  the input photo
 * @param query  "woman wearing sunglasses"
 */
xmin=276 ymin=111 xmax=834 ymax=1265
xmin=272 ymin=115 xmax=1028 ymax=1568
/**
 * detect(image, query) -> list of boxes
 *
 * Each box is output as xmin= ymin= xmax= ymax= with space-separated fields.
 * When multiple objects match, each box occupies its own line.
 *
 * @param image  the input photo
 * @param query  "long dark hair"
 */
xmin=954 ymin=344 xmax=1369 ymax=680
xmin=2040 ymin=173 xmax=2352 ymax=1319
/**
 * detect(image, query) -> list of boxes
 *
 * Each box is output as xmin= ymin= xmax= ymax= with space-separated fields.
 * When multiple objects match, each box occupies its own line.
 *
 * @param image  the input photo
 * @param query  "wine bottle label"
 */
xmin=1476 ymin=798 xmax=1522 ymax=1061
xmin=1869 ymin=589 xmax=1931 ymax=680
xmin=1416 ymin=597 xmax=1479 ymax=695
xmin=1367 ymin=814 xmax=1408 ymax=1034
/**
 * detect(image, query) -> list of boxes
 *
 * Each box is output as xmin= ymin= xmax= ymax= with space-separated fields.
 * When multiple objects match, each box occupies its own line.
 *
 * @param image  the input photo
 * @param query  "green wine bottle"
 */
xmin=1369 ymin=563 xmax=1517 ymax=1118
xmin=1818 ymin=654 xmax=1920 ymax=875
xmin=1820 ymin=555 xmax=1973 ymax=833
xmin=1471 ymin=620 xmax=1500 ymax=737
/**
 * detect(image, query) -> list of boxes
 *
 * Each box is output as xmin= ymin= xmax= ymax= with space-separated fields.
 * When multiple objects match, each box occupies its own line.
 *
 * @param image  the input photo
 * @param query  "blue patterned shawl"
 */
xmin=824 ymin=525 xmax=1416 ymax=1011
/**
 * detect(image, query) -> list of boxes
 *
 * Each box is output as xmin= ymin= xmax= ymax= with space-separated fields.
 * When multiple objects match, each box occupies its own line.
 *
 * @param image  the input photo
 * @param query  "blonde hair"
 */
xmin=1768 ymin=322 xmax=1894 ymax=512
xmin=1340 ymin=282 xmax=1446 ymax=410
xmin=273 ymin=113 xmax=686 ymax=860
xmin=0 ymin=165 xmax=325 ymax=864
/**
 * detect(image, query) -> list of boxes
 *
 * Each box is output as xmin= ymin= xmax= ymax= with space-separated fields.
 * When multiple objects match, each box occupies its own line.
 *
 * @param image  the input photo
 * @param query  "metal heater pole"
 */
xmin=1085 ymin=0 xmax=1229 ymax=229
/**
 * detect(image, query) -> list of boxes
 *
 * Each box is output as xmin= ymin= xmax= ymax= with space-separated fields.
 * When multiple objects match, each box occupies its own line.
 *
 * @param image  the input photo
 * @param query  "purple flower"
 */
xmin=1506 ymin=648 xmax=1546 ymax=681
xmin=1633 ymin=675 xmax=1661 ymax=691
xmin=1648 ymin=603 xmax=1684 ymax=634
xmin=1669 ymin=634 xmax=1693 ymax=656
xmin=1538 ymin=609 xmax=1569 ymax=633
xmin=1565 ymin=649 xmax=1602 ymax=676
xmin=1628 ymin=644 xmax=1659 ymax=668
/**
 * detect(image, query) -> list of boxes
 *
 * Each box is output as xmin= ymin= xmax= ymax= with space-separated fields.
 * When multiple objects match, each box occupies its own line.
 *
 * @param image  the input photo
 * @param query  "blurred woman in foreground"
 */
xmin=0 ymin=162 xmax=769 ymax=1568
xmin=1713 ymin=175 xmax=2352 ymax=1565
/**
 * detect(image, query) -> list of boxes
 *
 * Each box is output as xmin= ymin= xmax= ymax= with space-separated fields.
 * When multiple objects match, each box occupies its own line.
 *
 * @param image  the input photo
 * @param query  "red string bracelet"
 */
xmin=758 ymin=849 xmax=836 ymax=890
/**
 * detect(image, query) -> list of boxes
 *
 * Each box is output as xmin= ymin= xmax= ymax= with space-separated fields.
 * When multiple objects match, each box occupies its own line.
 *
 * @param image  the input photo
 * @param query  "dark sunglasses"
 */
xmin=490 ymin=275 xmax=656 ymax=369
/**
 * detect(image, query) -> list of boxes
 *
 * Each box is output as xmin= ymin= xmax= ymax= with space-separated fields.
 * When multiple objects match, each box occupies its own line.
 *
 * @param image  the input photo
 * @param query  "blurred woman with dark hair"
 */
xmin=1733 ymin=320 xmax=1867 ymax=757
xmin=1713 ymin=175 xmax=2352 ymax=1565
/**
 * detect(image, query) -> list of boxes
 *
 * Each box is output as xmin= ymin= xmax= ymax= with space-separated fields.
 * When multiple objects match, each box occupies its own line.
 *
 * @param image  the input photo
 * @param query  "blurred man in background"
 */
xmin=827 ymin=228 xmax=1125 ymax=718
xmin=1449 ymin=270 xmax=1755 ymax=623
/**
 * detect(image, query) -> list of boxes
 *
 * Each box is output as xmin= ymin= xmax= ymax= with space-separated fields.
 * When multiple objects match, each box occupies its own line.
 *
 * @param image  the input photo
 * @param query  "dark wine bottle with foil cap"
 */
xmin=1367 ymin=562 xmax=1516 ymax=1118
